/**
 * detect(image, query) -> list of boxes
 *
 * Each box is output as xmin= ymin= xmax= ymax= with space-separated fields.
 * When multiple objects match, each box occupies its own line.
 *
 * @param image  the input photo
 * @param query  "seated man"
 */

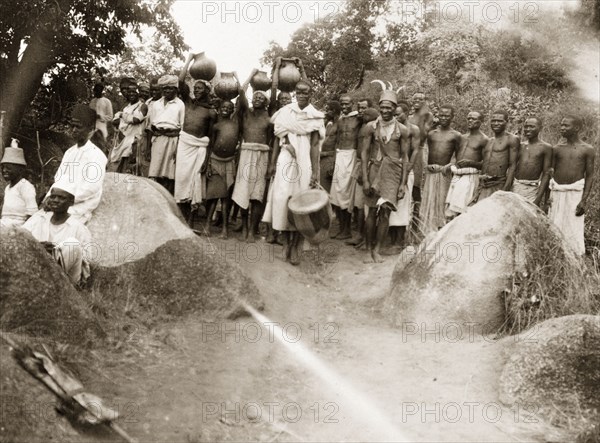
xmin=23 ymin=184 xmax=92 ymax=286
xmin=1 ymin=140 xmax=37 ymax=227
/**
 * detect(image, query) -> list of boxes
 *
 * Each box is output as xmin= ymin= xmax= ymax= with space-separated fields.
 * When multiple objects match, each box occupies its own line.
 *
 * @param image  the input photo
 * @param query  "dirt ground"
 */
xmin=70 ymin=224 xmax=560 ymax=443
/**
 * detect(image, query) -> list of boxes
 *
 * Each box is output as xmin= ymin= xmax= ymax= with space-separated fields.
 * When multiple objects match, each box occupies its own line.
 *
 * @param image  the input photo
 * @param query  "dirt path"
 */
xmin=93 ymin=237 xmax=547 ymax=442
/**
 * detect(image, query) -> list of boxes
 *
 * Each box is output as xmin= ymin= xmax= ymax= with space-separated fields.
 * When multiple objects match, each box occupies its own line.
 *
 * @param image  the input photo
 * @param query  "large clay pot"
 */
xmin=214 ymin=72 xmax=240 ymax=101
xmin=278 ymin=59 xmax=302 ymax=92
xmin=250 ymin=70 xmax=272 ymax=91
xmin=189 ymin=52 xmax=217 ymax=81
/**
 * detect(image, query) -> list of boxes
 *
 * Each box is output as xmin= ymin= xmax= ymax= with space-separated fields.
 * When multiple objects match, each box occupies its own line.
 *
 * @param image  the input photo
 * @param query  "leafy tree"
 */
xmin=0 ymin=0 xmax=186 ymax=147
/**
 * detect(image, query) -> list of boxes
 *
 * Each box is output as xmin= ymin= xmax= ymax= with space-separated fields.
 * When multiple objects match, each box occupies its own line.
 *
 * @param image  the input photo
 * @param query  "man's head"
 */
xmin=560 ymin=115 xmax=581 ymax=139
xmin=158 ymin=75 xmax=179 ymax=101
xmin=252 ymin=90 xmax=270 ymax=110
xmin=524 ymin=117 xmax=543 ymax=140
xmin=490 ymin=109 xmax=509 ymax=134
xmin=119 ymin=77 xmax=136 ymax=96
xmin=70 ymin=104 xmax=97 ymax=146
xmin=122 ymin=83 xmax=139 ymax=104
xmin=412 ymin=92 xmax=426 ymax=111
xmin=466 ymin=111 xmax=484 ymax=130
xmin=220 ymin=101 xmax=235 ymax=118
xmin=357 ymin=98 xmax=372 ymax=118
xmin=194 ymin=80 xmax=211 ymax=101
xmin=438 ymin=105 xmax=454 ymax=128
xmin=138 ymin=82 xmax=150 ymax=101
xmin=379 ymin=101 xmax=396 ymax=122
xmin=277 ymin=91 xmax=292 ymax=108
xmin=1 ymin=142 xmax=27 ymax=183
xmin=295 ymin=80 xmax=312 ymax=109
xmin=325 ymin=100 xmax=341 ymax=122
xmin=395 ymin=101 xmax=411 ymax=124
xmin=340 ymin=94 xmax=353 ymax=115
xmin=362 ymin=108 xmax=380 ymax=124
xmin=150 ymin=81 xmax=162 ymax=101
xmin=46 ymin=187 xmax=75 ymax=214
xmin=93 ymin=83 xmax=104 ymax=99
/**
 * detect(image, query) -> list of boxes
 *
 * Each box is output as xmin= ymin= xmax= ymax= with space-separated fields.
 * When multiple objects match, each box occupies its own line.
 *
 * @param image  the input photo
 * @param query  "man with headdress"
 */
xmin=149 ymin=74 xmax=185 ymax=194
xmin=24 ymin=182 xmax=92 ymax=286
xmin=49 ymin=104 xmax=107 ymax=224
xmin=361 ymin=90 xmax=410 ymax=263
xmin=175 ymin=54 xmax=217 ymax=219
xmin=262 ymin=80 xmax=325 ymax=265
xmin=1 ymin=139 xmax=38 ymax=227
xmin=230 ymin=69 xmax=274 ymax=242
xmin=89 ymin=82 xmax=113 ymax=141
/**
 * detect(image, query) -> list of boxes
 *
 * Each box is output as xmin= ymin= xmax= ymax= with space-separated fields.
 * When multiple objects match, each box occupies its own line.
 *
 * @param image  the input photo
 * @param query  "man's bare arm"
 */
xmin=577 ymin=147 xmax=596 ymax=215
xmin=407 ymin=126 xmax=421 ymax=172
xmin=504 ymin=136 xmax=520 ymax=190
xmin=310 ymin=131 xmax=320 ymax=185
xmin=400 ymin=127 xmax=410 ymax=190
xmin=179 ymin=53 xmax=195 ymax=102
xmin=534 ymin=144 xmax=553 ymax=206
xmin=361 ymin=128 xmax=373 ymax=192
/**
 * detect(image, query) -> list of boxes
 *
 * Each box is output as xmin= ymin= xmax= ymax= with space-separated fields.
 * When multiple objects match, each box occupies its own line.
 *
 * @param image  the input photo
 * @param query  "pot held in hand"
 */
xmin=189 ymin=52 xmax=217 ymax=81
xmin=250 ymin=70 xmax=272 ymax=91
xmin=214 ymin=72 xmax=240 ymax=101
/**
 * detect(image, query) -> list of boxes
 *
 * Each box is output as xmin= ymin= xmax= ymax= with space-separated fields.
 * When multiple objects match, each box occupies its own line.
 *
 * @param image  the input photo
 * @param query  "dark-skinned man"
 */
xmin=471 ymin=110 xmax=519 ymax=204
xmin=320 ymin=100 xmax=341 ymax=194
xmin=549 ymin=115 xmax=595 ymax=256
xmin=419 ymin=105 xmax=461 ymax=235
xmin=511 ymin=117 xmax=552 ymax=205
xmin=445 ymin=111 xmax=488 ymax=220
xmin=408 ymin=92 xmax=434 ymax=213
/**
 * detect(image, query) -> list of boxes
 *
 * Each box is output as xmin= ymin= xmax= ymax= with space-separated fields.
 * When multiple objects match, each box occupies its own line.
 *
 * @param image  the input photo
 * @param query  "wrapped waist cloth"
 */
xmin=548 ymin=178 xmax=585 ymax=255
xmin=374 ymin=156 xmax=403 ymax=211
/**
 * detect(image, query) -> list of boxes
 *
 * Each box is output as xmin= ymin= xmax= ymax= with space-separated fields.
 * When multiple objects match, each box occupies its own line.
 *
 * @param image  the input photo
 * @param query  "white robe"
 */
xmin=549 ymin=178 xmax=585 ymax=256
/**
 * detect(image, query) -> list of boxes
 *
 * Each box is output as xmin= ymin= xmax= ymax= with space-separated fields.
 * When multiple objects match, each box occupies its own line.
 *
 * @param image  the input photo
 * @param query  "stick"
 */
xmin=0 ymin=110 xmax=6 ymax=160
xmin=36 ymin=130 xmax=44 ymax=185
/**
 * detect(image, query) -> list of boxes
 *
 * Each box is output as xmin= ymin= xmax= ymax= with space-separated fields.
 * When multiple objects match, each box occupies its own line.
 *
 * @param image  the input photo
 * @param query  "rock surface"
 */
xmin=383 ymin=191 xmax=580 ymax=333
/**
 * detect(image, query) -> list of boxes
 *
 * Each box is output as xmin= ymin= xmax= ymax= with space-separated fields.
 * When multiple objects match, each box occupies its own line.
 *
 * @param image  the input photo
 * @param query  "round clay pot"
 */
xmin=189 ymin=52 xmax=217 ymax=81
xmin=214 ymin=72 xmax=240 ymax=101
xmin=278 ymin=60 xmax=302 ymax=92
xmin=250 ymin=70 xmax=272 ymax=91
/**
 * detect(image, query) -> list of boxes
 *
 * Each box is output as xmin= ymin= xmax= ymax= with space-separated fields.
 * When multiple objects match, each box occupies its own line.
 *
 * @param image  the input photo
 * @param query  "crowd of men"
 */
xmin=1 ymin=55 xmax=596 ymax=282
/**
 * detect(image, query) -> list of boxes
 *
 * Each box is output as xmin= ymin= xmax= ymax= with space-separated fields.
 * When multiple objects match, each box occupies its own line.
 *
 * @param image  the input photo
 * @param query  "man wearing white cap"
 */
xmin=149 ymin=74 xmax=185 ymax=193
xmin=23 ymin=182 xmax=92 ymax=286
xmin=1 ymin=139 xmax=38 ymax=227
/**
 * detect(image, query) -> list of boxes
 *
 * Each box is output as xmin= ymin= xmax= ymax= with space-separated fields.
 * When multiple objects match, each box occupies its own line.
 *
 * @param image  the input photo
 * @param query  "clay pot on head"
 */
xmin=278 ymin=60 xmax=302 ymax=92
xmin=250 ymin=70 xmax=272 ymax=92
xmin=189 ymin=52 xmax=217 ymax=81
xmin=214 ymin=72 xmax=240 ymax=101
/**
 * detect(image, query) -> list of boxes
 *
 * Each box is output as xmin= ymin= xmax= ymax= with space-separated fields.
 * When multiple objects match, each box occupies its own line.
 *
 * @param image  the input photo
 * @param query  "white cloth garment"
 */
xmin=232 ymin=142 xmax=270 ymax=210
xmin=329 ymin=149 xmax=356 ymax=210
xmin=1 ymin=178 xmax=38 ymax=226
xmin=549 ymin=178 xmax=585 ymax=256
xmin=174 ymin=131 xmax=209 ymax=204
xmin=512 ymin=178 xmax=540 ymax=202
xmin=152 ymin=97 xmax=185 ymax=130
xmin=389 ymin=171 xmax=414 ymax=227
xmin=110 ymin=101 xmax=146 ymax=163
xmin=90 ymin=97 xmax=113 ymax=140
xmin=445 ymin=166 xmax=479 ymax=217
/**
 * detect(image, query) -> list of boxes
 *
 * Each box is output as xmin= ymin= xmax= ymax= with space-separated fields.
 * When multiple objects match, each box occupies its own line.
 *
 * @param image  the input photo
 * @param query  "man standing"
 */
xmin=362 ymin=90 xmax=409 ymax=263
xmin=445 ymin=111 xmax=488 ymax=219
xmin=408 ymin=92 xmax=434 ymax=209
xmin=149 ymin=75 xmax=185 ymax=194
xmin=419 ymin=105 xmax=461 ymax=235
xmin=471 ymin=110 xmax=520 ymax=204
xmin=511 ymin=117 xmax=552 ymax=205
xmin=51 ymin=105 xmax=107 ymax=224
xmin=549 ymin=115 xmax=595 ymax=256
xmin=263 ymin=80 xmax=324 ymax=265
xmin=330 ymin=94 xmax=361 ymax=240
xmin=232 ymin=71 xmax=274 ymax=242
xmin=320 ymin=100 xmax=341 ymax=194
xmin=89 ymin=83 xmax=113 ymax=141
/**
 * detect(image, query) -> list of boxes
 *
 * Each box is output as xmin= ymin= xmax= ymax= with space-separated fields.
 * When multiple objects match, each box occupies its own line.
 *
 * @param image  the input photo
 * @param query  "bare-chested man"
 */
xmin=419 ymin=105 xmax=461 ymax=235
xmin=471 ymin=110 xmax=519 ymax=204
xmin=175 ymin=53 xmax=218 ymax=221
xmin=362 ymin=90 xmax=409 ymax=263
xmin=511 ymin=117 xmax=552 ymax=206
xmin=205 ymin=101 xmax=239 ymax=238
xmin=357 ymin=99 xmax=373 ymax=119
xmin=408 ymin=92 xmax=434 ymax=204
xmin=231 ymin=70 xmax=274 ymax=242
xmin=549 ymin=115 xmax=595 ymax=256
xmin=445 ymin=111 xmax=488 ymax=219
xmin=320 ymin=100 xmax=341 ymax=194
xmin=330 ymin=94 xmax=361 ymax=240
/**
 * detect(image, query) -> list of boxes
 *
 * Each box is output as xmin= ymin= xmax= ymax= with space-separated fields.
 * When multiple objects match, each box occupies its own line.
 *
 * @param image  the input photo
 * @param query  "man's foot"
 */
xmin=336 ymin=231 xmax=352 ymax=241
xmin=381 ymin=245 xmax=404 ymax=256
xmin=354 ymin=239 xmax=366 ymax=250
xmin=246 ymin=233 xmax=256 ymax=243
xmin=290 ymin=246 xmax=300 ymax=266
xmin=232 ymin=223 xmax=243 ymax=233
xmin=203 ymin=224 xmax=212 ymax=237
xmin=345 ymin=236 xmax=363 ymax=246
xmin=372 ymin=251 xmax=385 ymax=263
xmin=219 ymin=229 xmax=228 ymax=240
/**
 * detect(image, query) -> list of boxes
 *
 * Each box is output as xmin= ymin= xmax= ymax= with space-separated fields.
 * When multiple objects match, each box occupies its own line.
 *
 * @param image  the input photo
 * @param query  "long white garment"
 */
xmin=512 ymin=178 xmax=540 ymax=202
xmin=110 ymin=101 xmax=146 ymax=163
xmin=90 ymin=97 xmax=113 ymax=140
xmin=549 ymin=178 xmax=585 ymax=255
xmin=174 ymin=131 xmax=209 ymax=203
xmin=445 ymin=166 xmax=479 ymax=216
xmin=389 ymin=171 xmax=414 ymax=227
xmin=262 ymin=103 xmax=325 ymax=231
xmin=50 ymin=139 xmax=107 ymax=224
xmin=329 ymin=149 xmax=356 ymax=210
xmin=1 ymin=178 xmax=38 ymax=226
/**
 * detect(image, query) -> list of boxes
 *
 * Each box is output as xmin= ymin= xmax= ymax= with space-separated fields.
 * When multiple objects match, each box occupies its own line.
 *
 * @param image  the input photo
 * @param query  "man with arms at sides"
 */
xmin=263 ymin=80 xmax=325 ymax=265
xmin=330 ymin=94 xmax=361 ymax=240
xmin=387 ymin=102 xmax=420 ymax=251
xmin=49 ymin=105 xmax=107 ymax=224
xmin=24 ymin=183 xmax=92 ymax=287
xmin=362 ymin=90 xmax=409 ymax=263
xmin=319 ymin=100 xmax=341 ymax=194
xmin=549 ymin=115 xmax=595 ymax=256
xmin=89 ymin=82 xmax=113 ymax=141
xmin=174 ymin=55 xmax=217 ymax=221
xmin=231 ymin=70 xmax=274 ymax=242
xmin=471 ymin=110 xmax=519 ymax=204
xmin=419 ymin=105 xmax=461 ymax=235
xmin=511 ymin=116 xmax=552 ymax=206
xmin=148 ymin=75 xmax=185 ymax=194
xmin=445 ymin=110 xmax=488 ymax=220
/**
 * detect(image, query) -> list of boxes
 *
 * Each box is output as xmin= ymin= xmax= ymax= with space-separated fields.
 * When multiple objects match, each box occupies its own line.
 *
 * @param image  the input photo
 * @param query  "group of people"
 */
xmin=0 ymin=57 xmax=596 ymax=280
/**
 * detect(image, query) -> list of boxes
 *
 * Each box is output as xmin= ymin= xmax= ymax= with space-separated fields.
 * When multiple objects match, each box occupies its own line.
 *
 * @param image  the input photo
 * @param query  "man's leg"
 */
xmin=249 ymin=200 xmax=263 ymax=243
xmin=204 ymin=199 xmax=217 ymax=236
xmin=364 ymin=207 xmax=377 ymax=260
xmin=220 ymin=197 xmax=231 ymax=239
xmin=55 ymin=238 xmax=83 ymax=284
xmin=373 ymin=206 xmax=391 ymax=263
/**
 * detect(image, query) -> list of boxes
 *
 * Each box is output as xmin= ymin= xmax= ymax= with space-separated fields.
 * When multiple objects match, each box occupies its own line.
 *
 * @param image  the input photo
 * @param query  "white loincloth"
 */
xmin=174 ymin=131 xmax=209 ymax=204
xmin=329 ymin=149 xmax=356 ymax=210
xmin=389 ymin=171 xmax=414 ymax=227
xmin=445 ymin=166 xmax=479 ymax=217
xmin=549 ymin=178 xmax=585 ymax=256
xmin=512 ymin=178 xmax=540 ymax=202
xmin=419 ymin=166 xmax=452 ymax=235
xmin=149 ymin=135 xmax=179 ymax=180
xmin=232 ymin=142 xmax=270 ymax=210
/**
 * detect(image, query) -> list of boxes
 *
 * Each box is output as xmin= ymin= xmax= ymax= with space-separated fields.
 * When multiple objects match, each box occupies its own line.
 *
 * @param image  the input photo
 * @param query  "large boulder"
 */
xmin=0 ymin=226 xmax=102 ymax=345
xmin=499 ymin=315 xmax=600 ymax=432
xmin=383 ymin=191 xmax=581 ymax=333
xmin=86 ymin=173 xmax=195 ymax=267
